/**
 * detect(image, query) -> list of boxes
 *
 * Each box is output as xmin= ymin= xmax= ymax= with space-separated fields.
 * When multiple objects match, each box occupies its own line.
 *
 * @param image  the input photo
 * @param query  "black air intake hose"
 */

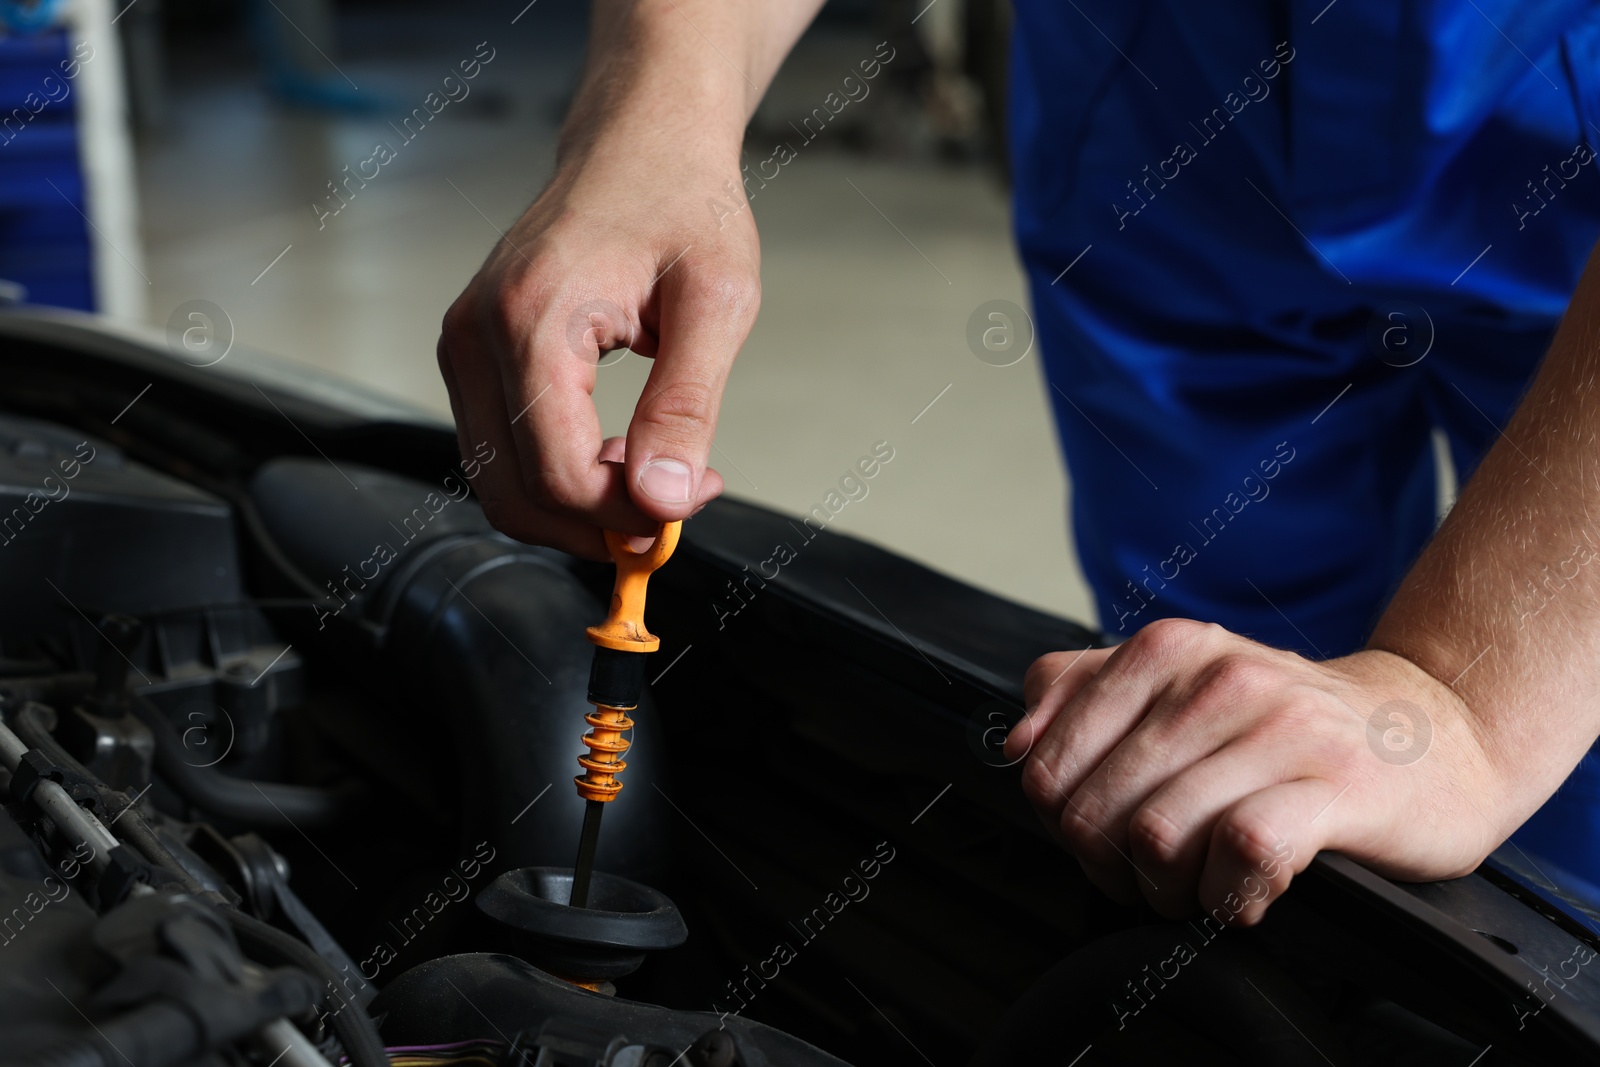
xmin=249 ymin=458 xmax=669 ymax=882
xmin=132 ymin=699 xmax=367 ymax=828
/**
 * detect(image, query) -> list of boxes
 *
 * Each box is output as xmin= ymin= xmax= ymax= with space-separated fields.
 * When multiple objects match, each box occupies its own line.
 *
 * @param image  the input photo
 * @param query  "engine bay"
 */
xmin=3 ymin=311 xmax=1600 ymax=1067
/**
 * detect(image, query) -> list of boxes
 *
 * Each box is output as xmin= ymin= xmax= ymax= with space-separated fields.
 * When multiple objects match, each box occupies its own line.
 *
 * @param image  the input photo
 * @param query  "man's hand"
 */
xmin=1006 ymin=235 xmax=1600 ymax=922
xmin=438 ymin=147 xmax=759 ymax=560
xmin=436 ymin=0 xmax=824 ymax=560
xmin=1005 ymin=619 xmax=1508 ymax=923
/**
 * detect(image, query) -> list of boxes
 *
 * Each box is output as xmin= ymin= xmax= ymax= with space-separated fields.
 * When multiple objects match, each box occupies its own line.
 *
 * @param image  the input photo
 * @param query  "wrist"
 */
xmin=554 ymin=101 xmax=746 ymax=215
xmin=547 ymin=103 xmax=746 ymax=237
xmin=1350 ymin=641 xmax=1517 ymax=799
xmin=556 ymin=29 xmax=751 ymax=171
xmin=557 ymin=109 xmax=744 ymax=180
xmin=1363 ymin=622 xmax=1489 ymax=732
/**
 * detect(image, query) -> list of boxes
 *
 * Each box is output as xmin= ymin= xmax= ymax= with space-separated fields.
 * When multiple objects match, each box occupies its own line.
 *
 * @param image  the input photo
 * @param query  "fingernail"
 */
xmin=639 ymin=458 xmax=693 ymax=504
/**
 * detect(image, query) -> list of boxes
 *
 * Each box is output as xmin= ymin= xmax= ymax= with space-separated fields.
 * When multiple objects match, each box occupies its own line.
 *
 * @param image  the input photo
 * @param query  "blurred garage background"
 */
xmin=0 ymin=0 xmax=1094 ymax=625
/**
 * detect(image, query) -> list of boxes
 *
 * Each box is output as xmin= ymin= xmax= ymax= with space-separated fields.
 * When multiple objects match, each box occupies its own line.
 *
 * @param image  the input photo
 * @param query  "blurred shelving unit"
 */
xmin=0 ymin=0 xmax=144 ymax=319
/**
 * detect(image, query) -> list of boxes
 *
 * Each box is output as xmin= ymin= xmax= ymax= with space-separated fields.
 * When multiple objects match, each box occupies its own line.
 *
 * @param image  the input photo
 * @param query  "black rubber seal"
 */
xmin=586 ymin=646 xmax=646 ymax=708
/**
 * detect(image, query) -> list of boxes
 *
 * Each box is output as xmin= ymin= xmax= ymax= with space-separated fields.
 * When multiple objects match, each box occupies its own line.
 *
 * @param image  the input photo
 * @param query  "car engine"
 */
xmin=4 ymin=311 xmax=1600 ymax=1067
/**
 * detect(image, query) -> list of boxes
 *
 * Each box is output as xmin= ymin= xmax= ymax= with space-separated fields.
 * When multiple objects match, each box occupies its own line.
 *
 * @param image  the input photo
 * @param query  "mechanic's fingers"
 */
xmin=624 ymin=258 xmax=757 ymax=520
xmin=1062 ymin=704 xmax=1256 ymax=917
xmin=1196 ymin=779 xmax=1327 ymax=927
xmin=1123 ymin=741 xmax=1293 ymax=917
xmin=1056 ymin=792 xmax=1147 ymax=907
xmin=596 ymin=438 xmax=663 ymax=547
xmin=508 ymin=295 xmax=657 ymax=536
xmin=438 ymin=325 xmax=610 ymax=559
xmin=1007 ymin=646 xmax=1112 ymax=762
xmin=436 ymin=325 xmax=480 ymax=485
xmin=1017 ymin=632 xmax=1180 ymax=817
xmin=1021 ymin=620 xmax=1236 ymax=813
xmin=438 ymin=321 xmax=525 ymax=520
xmin=1065 ymin=647 xmax=1318 ymax=914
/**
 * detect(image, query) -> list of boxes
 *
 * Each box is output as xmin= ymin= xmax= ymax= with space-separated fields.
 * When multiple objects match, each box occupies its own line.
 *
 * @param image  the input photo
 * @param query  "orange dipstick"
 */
xmin=574 ymin=521 xmax=681 ymax=806
xmin=585 ymin=522 xmax=682 ymax=653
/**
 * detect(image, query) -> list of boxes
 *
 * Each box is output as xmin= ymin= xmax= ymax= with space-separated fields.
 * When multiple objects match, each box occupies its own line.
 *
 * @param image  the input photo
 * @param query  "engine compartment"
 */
xmin=0 ymin=347 xmax=1099 ymax=1066
xmin=3 ymin=311 xmax=1600 ymax=1067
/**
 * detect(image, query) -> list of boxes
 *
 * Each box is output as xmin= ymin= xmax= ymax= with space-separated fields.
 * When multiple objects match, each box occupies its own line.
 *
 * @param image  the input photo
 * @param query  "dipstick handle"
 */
xmin=585 ymin=522 xmax=682 ymax=653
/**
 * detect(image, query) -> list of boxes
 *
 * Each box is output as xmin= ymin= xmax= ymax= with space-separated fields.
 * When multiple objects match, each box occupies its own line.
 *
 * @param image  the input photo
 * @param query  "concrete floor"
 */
xmin=133 ymin=2 xmax=1095 ymax=627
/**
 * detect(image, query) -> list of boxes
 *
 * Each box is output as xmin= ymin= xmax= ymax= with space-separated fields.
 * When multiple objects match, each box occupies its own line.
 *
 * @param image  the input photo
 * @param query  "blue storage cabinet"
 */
xmin=0 ymin=30 xmax=93 ymax=310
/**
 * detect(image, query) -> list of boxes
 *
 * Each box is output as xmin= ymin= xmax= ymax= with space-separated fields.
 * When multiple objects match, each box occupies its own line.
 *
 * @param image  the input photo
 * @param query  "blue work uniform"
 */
xmin=1010 ymin=2 xmax=1600 ymax=891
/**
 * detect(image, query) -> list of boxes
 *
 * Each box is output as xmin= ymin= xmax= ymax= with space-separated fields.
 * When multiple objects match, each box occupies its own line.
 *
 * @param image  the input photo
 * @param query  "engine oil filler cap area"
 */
xmin=476 ymin=866 xmax=688 ymax=983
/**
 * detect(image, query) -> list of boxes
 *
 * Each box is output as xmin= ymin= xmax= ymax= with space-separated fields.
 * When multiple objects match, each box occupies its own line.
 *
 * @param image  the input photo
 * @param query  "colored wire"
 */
xmin=336 ymin=1039 xmax=506 ymax=1067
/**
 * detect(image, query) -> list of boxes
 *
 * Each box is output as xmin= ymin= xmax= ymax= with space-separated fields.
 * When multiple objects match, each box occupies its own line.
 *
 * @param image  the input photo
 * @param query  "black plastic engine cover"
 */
xmin=0 ymin=414 xmax=239 ymax=664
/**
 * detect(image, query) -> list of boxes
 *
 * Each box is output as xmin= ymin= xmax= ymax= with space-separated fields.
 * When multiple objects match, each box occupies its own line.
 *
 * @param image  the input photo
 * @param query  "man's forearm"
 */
xmin=1370 ymin=241 xmax=1600 ymax=826
xmin=559 ymin=0 xmax=826 ymax=165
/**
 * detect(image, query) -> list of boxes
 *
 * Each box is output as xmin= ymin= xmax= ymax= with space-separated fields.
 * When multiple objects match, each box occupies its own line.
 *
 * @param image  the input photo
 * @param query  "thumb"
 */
xmin=626 ymin=263 xmax=756 ymax=519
